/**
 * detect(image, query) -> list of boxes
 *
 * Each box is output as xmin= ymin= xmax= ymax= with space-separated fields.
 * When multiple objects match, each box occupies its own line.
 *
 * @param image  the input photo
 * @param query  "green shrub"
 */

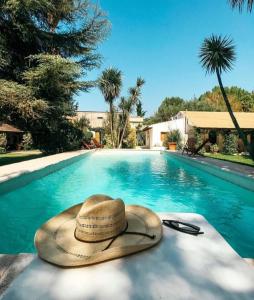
xmin=137 ymin=131 xmax=145 ymax=146
xmin=0 ymin=147 xmax=6 ymax=153
xmin=103 ymin=134 xmax=113 ymax=148
xmin=21 ymin=133 xmax=33 ymax=150
xmin=194 ymin=131 xmax=205 ymax=154
xmin=34 ymin=122 xmax=83 ymax=154
xmin=124 ymin=128 xmax=136 ymax=149
xmin=0 ymin=133 xmax=7 ymax=153
xmin=223 ymin=133 xmax=238 ymax=155
xmin=83 ymin=131 xmax=93 ymax=143
xmin=0 ymin=133 xmax=7 ymax=147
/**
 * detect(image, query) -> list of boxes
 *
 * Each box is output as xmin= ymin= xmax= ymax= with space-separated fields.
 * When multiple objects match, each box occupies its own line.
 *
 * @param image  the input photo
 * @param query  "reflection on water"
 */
xmin=0 ymin=151 xmax=253 ymax=257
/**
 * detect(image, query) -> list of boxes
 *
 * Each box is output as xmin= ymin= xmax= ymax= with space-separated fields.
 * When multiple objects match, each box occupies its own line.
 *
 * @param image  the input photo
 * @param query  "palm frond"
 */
xmin=136 ymin=77 xmax=145 ymax=87
xmin=98 ymin=67 xmax=122 ymax=103
xmin=229 ymin=0 xmax=253 ymax=11
xmin=199 ymin=35 xmax=236 ymax=74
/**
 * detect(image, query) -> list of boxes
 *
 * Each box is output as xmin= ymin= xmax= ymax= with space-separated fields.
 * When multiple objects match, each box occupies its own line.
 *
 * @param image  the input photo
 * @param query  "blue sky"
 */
xmin=76 ymin=0 xmax=254 ymax=116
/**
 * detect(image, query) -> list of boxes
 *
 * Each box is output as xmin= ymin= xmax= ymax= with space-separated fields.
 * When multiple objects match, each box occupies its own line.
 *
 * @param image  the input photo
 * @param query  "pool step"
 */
xmin=0 ymin=254 xmax=34 ymax=297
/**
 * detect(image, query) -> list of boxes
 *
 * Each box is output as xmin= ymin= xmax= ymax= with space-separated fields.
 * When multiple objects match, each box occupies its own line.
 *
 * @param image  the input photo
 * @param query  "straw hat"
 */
xmin=35 ymin=194 xmax=162 ymax=267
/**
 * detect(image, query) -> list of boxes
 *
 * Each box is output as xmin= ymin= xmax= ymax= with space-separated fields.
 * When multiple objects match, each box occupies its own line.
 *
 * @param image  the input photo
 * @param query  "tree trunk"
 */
xmin=116 ymin=111 xmax=124 ymax=148
xmin=216 ymin=68 xmax=254 ymax=159
xmin=118 ymin=113 xmax=129 ymax=149
xmin=109 ymin=102 xmax=115 ymax=148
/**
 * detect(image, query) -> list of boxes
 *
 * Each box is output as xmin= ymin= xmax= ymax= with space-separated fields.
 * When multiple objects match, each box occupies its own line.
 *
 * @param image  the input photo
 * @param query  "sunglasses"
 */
xmin=162 ymin=220 xmax=204 ymax=235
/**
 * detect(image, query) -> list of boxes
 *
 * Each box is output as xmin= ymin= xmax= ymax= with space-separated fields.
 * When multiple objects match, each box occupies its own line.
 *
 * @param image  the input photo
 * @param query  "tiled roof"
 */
xmin=179 ymin=111 xmax=254 ymax=129
xmin=0 ymin=123 xmax=23 ymax=133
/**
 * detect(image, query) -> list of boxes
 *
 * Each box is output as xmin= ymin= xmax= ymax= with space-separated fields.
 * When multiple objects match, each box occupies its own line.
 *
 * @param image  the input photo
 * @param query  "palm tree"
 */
xmin=118 ymin=77 xmax=145 ymax=148
xmin=199 ymin=35 xmax=253 ymax=159
xmin=229 ymin=0 xmax=253 ymax=11
xmin=117 ymin=96 xmax=132 ymax=148
xmin=98 ymin=68 xmax=122 ymax=147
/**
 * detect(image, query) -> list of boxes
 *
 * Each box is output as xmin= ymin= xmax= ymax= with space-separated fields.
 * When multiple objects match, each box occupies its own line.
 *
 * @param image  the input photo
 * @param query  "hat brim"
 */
xmin=35 ymin=204 xmax=162 ymax=267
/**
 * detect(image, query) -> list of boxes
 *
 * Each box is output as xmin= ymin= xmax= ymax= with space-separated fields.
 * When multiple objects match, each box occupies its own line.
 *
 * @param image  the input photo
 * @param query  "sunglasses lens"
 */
xmin=163 ymin=220 xmax=203 ymax=235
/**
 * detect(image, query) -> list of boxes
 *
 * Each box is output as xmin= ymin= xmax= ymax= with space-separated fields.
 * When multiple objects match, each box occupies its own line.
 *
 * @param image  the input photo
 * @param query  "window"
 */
xmin=97 ymin=117 xmax=103 ymax=119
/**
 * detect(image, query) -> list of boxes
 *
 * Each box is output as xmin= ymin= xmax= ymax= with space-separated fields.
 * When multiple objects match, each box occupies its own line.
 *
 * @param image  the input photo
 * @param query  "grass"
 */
xmin=203 ymin=152 xmax=254 ymax=167
xmin=0 ymin=150 xmax=45 ymax=166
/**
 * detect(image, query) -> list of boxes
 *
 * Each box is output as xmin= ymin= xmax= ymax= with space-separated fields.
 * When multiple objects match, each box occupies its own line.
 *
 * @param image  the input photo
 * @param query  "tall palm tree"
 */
xmin=199 ymin=35 xmax=253 ymax=159
xmin=117 ymin=96 xmax=132 ymax=148
xmin=229 ymin=0 xmax=253 ymax=11
xmin=118 ymin=77 xmax=145 ymax=148
xmin=98 ymin=68 xmax=122 ymax=147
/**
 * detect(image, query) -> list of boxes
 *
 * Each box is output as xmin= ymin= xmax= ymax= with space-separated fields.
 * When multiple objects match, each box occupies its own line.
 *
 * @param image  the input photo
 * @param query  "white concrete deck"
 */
xmin=0 ymin=150 xmax=91 ymax=184
xmin=1 ymin=213 xmax=254 ymax=300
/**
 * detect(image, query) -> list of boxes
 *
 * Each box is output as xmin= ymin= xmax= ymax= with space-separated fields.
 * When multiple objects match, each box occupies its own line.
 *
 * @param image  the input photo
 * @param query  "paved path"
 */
xmin=193 ymin=155 xmax=254 ymax=178
xmin=1 ymin=213 xmax=254 ymax=300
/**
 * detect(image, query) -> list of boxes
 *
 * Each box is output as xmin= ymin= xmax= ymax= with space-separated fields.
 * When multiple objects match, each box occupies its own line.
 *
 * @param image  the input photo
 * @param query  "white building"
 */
xmin=76 ymin=111 xmax=143 ymax=129
xmin=143 ymin=115 xmax=187 ymax=149
xmin=143 ymin=110 xmax=254 ymax=150
xmin=74 ymin=111 xmax=143 ymax=143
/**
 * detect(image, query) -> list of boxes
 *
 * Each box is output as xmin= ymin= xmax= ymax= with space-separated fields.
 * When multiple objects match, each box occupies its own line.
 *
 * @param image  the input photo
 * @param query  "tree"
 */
xmin=198 ymin=86 xmax=254 ymax=112
xmin=0 ymin=0 xmax=109 ymax=152
xmin=118 ymin=78 xmax=145 ymax=148
xmin=146 ymin=97 xmax=185 ymax=124
xmin=0 ymin=0 xmax=109 ymax=81
xmin=117 ymin=96 xmax=132 ymax=147
xmin=20 ymin=54 xmax=90 ymax=152
xmin=98 ymin=68 xmax=122 ymax=147
xmin=136 ymin=100 xmax=146 ymax=117
xmin=157 ymin=97 xmax=185 ymax=121
xmin=0 ymin=79 xmax=48 ymax=127
xmin=145 ymin=86 xmax=254 ymax=125
xmin=229 ymin=0 xmax=254 ymax=11
xmin=199 ymin=35 xmax=254 ymax=159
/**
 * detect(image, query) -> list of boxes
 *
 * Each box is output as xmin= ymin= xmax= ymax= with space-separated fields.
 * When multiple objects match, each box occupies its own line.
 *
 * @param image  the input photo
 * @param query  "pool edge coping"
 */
xmin=0 ymin=149 xmax=93 ymax=184
xmin=166 ymin=151 xmax=254 ymax=191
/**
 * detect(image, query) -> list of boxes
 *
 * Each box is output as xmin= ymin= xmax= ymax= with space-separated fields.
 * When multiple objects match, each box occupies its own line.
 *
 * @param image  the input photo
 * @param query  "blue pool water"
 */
xmin=0 ymin=151 xmax=254 ymax=257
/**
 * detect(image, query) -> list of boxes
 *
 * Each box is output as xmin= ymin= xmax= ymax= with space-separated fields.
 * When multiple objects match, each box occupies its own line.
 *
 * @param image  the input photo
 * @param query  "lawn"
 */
xmin=203 ymin=153 xmax=254 ymax=167
xmin=0 ymin=150 xmax=45 ymax=166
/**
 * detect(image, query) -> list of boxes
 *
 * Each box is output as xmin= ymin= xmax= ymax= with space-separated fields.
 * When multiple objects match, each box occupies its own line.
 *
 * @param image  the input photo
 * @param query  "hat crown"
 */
xmin=75 ymin=195 xmax=126 ymax=242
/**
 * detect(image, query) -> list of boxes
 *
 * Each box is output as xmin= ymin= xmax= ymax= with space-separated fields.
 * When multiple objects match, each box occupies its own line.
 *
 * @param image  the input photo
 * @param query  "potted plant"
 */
xmin=163 ymin=130 xmax=181 ymax=151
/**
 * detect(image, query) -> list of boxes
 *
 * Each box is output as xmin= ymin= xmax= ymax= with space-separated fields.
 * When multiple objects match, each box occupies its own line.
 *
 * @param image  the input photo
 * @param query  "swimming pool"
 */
xmin=0 ymin=151 xmax=253 ymax=257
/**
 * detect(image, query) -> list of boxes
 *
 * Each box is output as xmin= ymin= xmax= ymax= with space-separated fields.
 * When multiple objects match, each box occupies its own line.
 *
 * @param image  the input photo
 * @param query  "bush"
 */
xmin=124 ymin=128 xmax=136 ymax=149
xmin=210 ymin=143 xmax=219 ymax=153
xmin=103 ymin=134 xmax=113 ymax=148
xmin=83 ymin=131 xmax=93 ymax=143
xmin=0 ymin=147 xmax=6 ymax=153
xmin=223 ymin=133 xmax=238 ymax=155
xmin=194 ymin=131 xmax=206 ymax=154
xmin=137 ymin=131 xmax=145 ymax=146
xmin=33 ymin=122 xmax=83 ymax=154
xmin=0 ymin=133 xmax=7 ymax=152
xmin=21 ymin=133 xmax=33 ymax=150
